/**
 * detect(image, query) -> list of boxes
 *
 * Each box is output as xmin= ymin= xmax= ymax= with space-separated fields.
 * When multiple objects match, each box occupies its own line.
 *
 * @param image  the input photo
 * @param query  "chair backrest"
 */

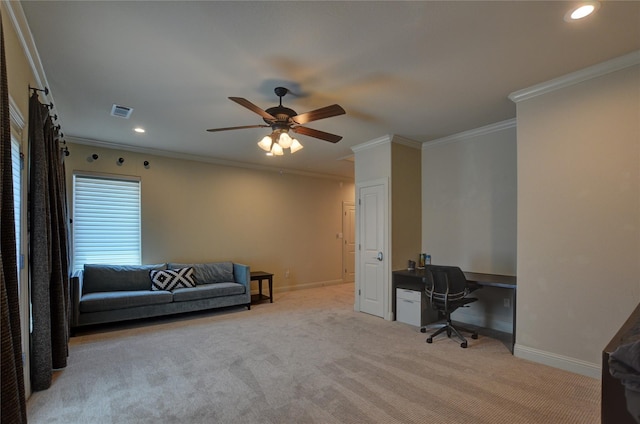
xmin=424 ymin=265 xmax=468 ymax=304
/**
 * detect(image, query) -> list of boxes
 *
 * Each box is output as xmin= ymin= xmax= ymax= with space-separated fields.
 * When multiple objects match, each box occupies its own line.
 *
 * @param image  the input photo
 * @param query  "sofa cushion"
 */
xmin=168 ymin=262 xmax=234 ymax=285
xmin=83 ymin=264 xmax=167 ymax=294
xmin=79 ymin=290 xmax=173 ymax=313
xmin=150 ymin=267 xmax=196 ymax=291
xmin=172 ymin=282 xmax=246 ymax=302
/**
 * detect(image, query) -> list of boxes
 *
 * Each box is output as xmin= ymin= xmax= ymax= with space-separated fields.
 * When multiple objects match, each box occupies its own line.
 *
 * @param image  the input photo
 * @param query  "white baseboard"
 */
xmin=514 ymin=344 xmax=601 ymax=379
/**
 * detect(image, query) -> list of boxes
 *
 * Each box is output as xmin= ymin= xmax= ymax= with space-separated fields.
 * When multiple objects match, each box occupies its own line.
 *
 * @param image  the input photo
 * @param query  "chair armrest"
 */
xmin=70 ymin=269 xmax=83 ymax=328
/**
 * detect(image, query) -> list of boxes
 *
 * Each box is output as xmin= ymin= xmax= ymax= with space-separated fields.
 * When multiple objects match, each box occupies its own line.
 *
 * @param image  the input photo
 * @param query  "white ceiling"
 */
xmin=19 ymin=1 xmax=640 ymax=178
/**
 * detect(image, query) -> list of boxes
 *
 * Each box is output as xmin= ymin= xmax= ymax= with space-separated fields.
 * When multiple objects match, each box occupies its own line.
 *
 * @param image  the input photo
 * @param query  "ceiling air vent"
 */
xmin=110 ymin=104 xmax=133 ymax=119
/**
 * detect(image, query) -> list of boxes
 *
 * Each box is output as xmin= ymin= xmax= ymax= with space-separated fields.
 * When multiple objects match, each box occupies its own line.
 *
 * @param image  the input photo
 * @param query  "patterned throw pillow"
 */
xmin=150 ymin=267 xmax=196 ymax=291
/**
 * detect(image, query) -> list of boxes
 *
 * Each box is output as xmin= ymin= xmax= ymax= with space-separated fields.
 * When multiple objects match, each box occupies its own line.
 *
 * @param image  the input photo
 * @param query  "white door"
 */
xmin=358 ymin=181 xmax=386 ymax=318
xmin=342 ymin=202 xmax=355 ymax=283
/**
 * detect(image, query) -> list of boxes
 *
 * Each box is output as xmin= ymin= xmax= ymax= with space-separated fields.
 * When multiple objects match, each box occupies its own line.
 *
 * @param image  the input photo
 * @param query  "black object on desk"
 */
xmin=392 ymin=268 xmax=517 ymax=352
xmin=250 ymin=271 xmax=273 ymax=304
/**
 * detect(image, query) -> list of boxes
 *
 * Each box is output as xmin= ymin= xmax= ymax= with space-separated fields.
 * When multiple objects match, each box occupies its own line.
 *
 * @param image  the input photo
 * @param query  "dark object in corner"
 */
xmin=609 ymin=340 xmax=640 ymax=423
xmin=603 ymin=302 xmax=640 ymax=424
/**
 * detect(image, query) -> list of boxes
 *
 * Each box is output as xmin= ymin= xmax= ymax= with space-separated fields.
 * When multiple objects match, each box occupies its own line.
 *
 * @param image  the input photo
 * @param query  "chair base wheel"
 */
xmin=420 ymin=327 xmax=426 ymax=333
xmin=471 ymin=333 xmax=478 ymax=339
xmin=426 ymin=337 xmax=433 ymax=343
xmin=461 ymin=342 xmax=467 ymax=348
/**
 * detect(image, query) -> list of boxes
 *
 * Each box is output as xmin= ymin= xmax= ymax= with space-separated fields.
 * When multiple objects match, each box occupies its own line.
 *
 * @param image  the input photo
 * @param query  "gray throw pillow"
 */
xmin=83 ymin=264 xmax=167 ymax=293
xmin=168 ymin=262 xmax=234 ymax=284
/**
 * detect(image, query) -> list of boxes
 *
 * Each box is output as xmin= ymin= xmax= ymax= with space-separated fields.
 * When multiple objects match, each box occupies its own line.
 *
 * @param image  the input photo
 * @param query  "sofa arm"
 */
xmin=70 ymin=269 xmax=83 ymax=329
xmin=233 ymin=263 xmax=250 ymax=289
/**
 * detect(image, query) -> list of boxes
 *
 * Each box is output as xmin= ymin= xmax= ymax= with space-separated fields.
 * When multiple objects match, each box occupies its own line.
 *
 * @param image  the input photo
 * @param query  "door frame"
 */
xmin=341 ymin=201 xmax=355 ymax=284
xmin=354 ymin=178 xmax=390 ymax=318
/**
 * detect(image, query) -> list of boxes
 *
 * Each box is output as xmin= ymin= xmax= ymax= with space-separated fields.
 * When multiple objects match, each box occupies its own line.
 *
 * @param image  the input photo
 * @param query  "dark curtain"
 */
xmin=0 ymin=8 xmax=28 ymax=424
xmin=29 ymin=93 xmax=71 ymax=390
xmin=29 ymin=92 xmax=71 ymax=390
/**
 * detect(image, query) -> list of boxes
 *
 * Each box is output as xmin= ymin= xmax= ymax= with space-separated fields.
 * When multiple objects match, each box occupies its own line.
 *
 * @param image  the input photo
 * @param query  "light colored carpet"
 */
xmin=27 ymin=283 xmax=600 ymax=423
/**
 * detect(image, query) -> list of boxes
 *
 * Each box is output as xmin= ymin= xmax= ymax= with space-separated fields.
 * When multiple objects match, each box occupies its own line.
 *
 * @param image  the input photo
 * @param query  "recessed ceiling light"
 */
xmin=565 ymin=2 xmax=600 ymax=21
xmin=134 ymin=127 xmax=145 ymax=134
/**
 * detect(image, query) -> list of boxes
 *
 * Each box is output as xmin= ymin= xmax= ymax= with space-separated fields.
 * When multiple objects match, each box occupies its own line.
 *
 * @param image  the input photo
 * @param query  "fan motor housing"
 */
xmin=264 ymin=106 xmax=297 ymax=124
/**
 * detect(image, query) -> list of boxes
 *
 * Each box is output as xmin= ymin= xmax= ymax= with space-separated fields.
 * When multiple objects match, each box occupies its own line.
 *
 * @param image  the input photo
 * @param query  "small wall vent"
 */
xmin=110 ymin=104 xmax=133 ymax=119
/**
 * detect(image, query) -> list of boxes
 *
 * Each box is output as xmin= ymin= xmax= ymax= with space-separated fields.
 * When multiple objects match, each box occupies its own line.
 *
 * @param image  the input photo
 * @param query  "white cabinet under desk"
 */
xmin=394 ymin=286 xmax=440 ymax=327
xmin=396 ymin=288 xmax=422 ymax=326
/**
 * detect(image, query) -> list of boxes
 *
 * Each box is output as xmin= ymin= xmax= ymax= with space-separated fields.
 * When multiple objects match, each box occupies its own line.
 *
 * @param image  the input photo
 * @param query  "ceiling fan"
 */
xmin=207 ymin=87 xmax=346 ymax=154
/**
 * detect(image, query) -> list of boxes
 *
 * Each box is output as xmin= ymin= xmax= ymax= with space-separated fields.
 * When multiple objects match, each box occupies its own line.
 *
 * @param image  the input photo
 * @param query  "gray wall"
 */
xmin=421 ymin=121 xmax=517 ymax=332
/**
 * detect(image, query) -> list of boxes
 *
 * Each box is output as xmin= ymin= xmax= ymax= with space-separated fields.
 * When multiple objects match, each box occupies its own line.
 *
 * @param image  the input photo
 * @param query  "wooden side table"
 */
xmin=250 ymin=271 xmax=273 ymax=303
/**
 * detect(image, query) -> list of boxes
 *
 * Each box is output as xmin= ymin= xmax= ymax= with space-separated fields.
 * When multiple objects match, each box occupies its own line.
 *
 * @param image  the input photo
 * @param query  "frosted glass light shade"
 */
xmin=258 ymin=136 xmax=273 ymax=152
xmin=278 ymin=132 xmax=293 ymax=149
xmin=290 ymin=139 xmax=304 ymax=153
xmin=271 ymin=142 xmax=284 ymax=156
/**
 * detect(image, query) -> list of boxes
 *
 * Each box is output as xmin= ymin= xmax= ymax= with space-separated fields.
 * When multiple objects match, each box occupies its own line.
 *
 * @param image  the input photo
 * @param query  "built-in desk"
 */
xmin=392 ymin=269 xmax=517 ymax=352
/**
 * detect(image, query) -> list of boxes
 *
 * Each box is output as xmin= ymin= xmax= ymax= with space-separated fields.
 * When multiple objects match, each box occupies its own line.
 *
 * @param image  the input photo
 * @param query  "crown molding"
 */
xmin=67 ymin=136 xmax=353 ymax=182
xmin=390 ymin=135 xmax=422 ymax=150
xmin=422 ymin=118 xmax=516 ymax=150
xmin=509 ymin=50 xmax=640 ymax=103
xmin=351 ymin=134 xmax=392 ymax=153
xmin=351 ymin=134 xmax=421 ymax=153
xmin=3 ymin=1 xmax=51 ymax=100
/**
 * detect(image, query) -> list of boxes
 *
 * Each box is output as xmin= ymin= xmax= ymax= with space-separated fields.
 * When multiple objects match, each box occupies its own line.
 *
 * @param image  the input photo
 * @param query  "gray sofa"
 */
xmin=71 ymin=261 xmax=251 ymax=330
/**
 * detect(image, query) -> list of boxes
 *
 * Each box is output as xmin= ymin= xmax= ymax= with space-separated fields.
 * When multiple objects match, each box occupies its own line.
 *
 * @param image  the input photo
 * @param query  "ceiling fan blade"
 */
xmin=229 ymin=97 xmax=276 ymax=121
xmin=292 ymin=126 xmax=343 ymax=143
xmin=292 ymin=104 xmax=345 ymax=125
xmin=206 ymin=124 xmax=270 ymax=132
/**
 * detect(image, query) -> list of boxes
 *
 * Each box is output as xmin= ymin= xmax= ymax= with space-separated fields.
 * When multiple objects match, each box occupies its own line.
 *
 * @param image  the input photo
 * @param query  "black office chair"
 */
xmin=423 ymin=265 xmax=478 ymax=348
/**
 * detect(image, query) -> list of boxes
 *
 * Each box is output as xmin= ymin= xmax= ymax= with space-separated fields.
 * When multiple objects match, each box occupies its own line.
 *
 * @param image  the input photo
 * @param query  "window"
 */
xmin=73 ymin=174 xmax=141 ymax=271
xmin=11 ymin=137 xmax=21 ymax=272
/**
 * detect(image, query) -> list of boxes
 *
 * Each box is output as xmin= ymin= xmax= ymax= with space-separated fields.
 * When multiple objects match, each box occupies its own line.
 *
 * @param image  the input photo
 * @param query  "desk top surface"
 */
xmin=393 ymin=268 xmax=517 ymax=288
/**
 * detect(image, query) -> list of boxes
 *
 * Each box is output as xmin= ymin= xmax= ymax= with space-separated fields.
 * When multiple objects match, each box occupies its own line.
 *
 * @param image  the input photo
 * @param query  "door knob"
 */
xmin=377 ymin=252 xmax=383 ymax=261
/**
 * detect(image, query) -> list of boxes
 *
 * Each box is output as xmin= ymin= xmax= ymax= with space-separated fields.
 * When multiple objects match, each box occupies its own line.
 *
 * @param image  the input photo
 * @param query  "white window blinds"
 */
xmin=73 ymin=174 xmax=141 ymax=271
xmin=11 ymin=137 xmax=21 ymax=268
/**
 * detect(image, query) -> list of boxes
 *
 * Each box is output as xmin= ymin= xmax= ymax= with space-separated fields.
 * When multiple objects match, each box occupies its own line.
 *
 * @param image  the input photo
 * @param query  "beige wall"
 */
xmin=65 ymin=143 xmax=355 ymax=291
xmin=391 ymin=141 xmax=421 ymax=271
xmin=4 ymin=5 xmax=34 ymax=117
xmin=515 ymin=64 xmax=640 ymax=375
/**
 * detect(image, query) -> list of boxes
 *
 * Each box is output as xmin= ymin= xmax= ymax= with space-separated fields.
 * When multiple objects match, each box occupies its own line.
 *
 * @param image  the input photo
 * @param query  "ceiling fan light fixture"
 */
xmin=258 ymin=135 xmax=273 ymax=152
xmin=271 ymin=142 xmax=284 ymax=156
xmin=290 ymin=139 xmax=303 ymax=153
xmin=278 ymin=131 xmax=293 ymax=149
